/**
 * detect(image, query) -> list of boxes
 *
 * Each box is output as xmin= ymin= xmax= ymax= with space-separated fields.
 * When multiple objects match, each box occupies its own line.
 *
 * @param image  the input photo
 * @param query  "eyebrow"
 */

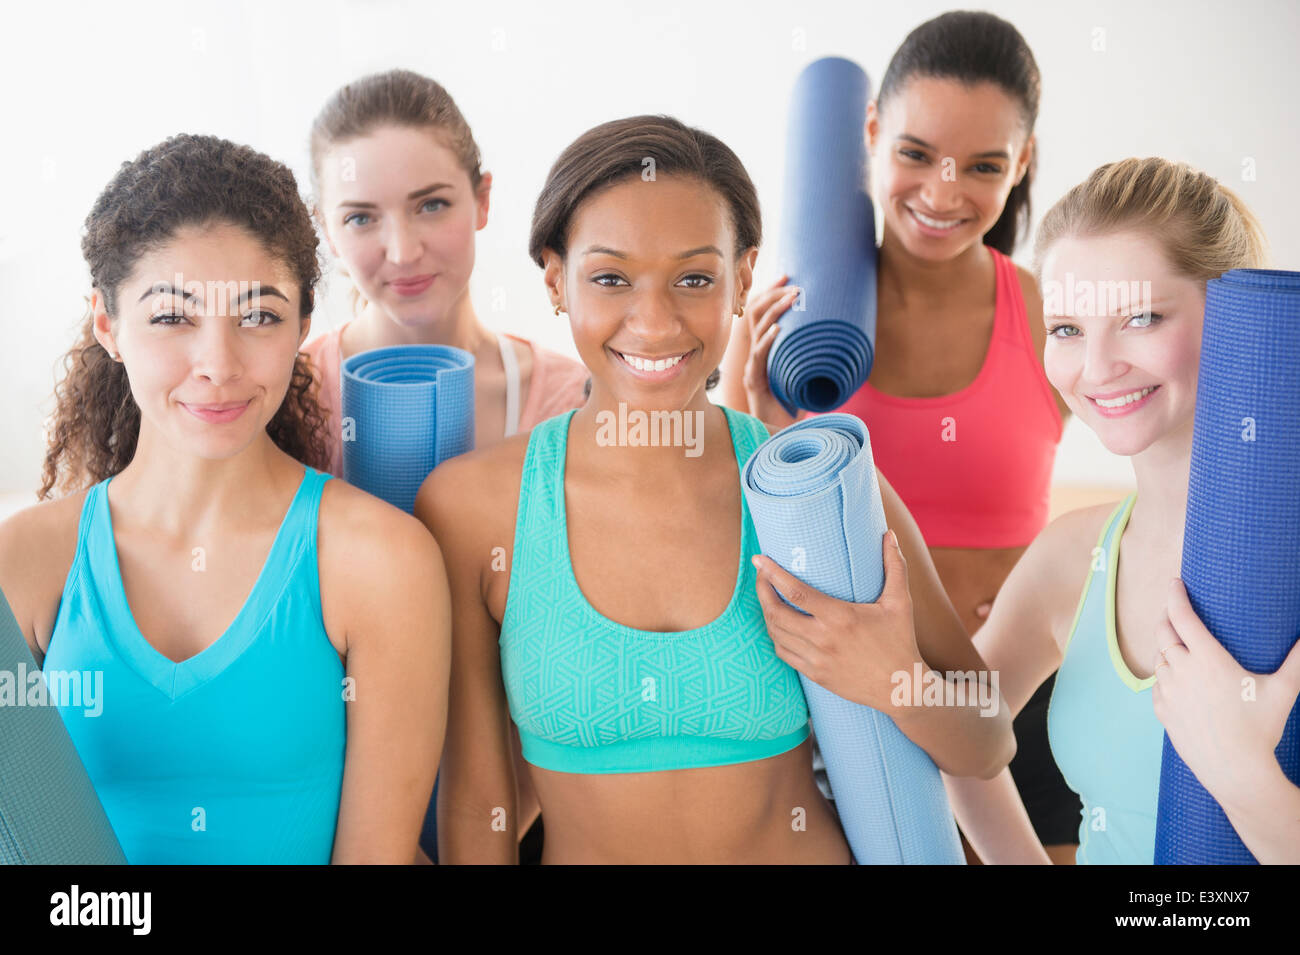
xmin=1045 ymin=300 xmax=1176 ymax=319
xmin=338 ymin=182 xmax=454 ymax=209
xmin=897 ymin=134 xmax=1010 ymax=161
xmin=137 ymin=283 xmax=290 ymax=305
xmin=581 ymin=245 xmax=725 ymax=260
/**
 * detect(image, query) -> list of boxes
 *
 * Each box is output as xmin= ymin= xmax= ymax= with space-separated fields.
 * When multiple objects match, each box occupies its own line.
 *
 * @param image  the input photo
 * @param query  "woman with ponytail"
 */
xmin=721 ymin=10 xmax=1077 ymax=862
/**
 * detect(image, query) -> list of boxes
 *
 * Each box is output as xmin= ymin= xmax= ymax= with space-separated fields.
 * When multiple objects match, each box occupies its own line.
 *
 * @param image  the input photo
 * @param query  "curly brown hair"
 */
xmin=40 ymin=134 xmax=331 ymax=499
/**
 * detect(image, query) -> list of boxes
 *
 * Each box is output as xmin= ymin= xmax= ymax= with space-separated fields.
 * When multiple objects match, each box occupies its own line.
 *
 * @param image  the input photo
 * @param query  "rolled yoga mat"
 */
xmin=0 ymin=587 xmax=127 ymax=864
xmin=1155 ymin=269 xmax=1300 ymax=864
xmin=341 ymin=344 xmax=476 ymax=514
xmin=742 ymin=413 xmax=965 ymax=864
xmin=767 ymin=56 xmax=877 ymax=418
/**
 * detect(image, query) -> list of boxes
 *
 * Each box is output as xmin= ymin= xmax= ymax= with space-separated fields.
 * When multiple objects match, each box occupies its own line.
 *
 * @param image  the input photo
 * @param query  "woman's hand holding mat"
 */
xmin=752 ymin=530 xmax=923 ymax=711
xmin=1154 ymin=578 xmax=1300 ymax=821
xmin=739 ymin=276 xmax=803 ymax=428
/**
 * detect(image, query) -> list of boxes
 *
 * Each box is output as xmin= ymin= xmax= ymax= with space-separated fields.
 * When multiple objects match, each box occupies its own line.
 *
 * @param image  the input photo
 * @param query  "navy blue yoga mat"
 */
xmin=1155 ymin=269 xmax=1300 ymax=864
xmin=341 ymin=345 xmax=475 ymax=514
xmin=0 ymin=587 xmax=127 ymax=864
xmin=767 ymin=57 xmax=877 ymax=417
xmin=742 ymin=413 xmax=965 ymax=864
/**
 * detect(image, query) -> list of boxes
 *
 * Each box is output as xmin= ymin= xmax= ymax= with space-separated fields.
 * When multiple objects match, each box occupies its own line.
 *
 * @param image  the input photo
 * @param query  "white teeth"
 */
xmin=617 ymin=351 xmax=685 ymax=372
xmin=1094 ymin=386 xmax=1155 ymax=408
xmin=910 ymin=208 xmax=963 ymax=230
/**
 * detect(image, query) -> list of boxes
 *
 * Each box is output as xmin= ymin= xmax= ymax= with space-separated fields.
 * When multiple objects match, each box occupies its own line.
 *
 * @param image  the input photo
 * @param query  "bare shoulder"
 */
xmin=317 ymin=476 xmax=444 ymax=575
xmin=316 ymin=477 xmax=447 ymax=650
xmin=0 ymin=490 xmax=90 ymax=656
xmin=1016 ymin=263 xmax=1045 ymax=333
xmin=415 ymin=431 xmax=531 ymax=540
xmin=414 ymin=432 xmax=532 ymax=622
xmin=1021 ymin=500 xmax=1124 ymax=636
xmin=1013 ymin=263 xmax=1041 ymax=303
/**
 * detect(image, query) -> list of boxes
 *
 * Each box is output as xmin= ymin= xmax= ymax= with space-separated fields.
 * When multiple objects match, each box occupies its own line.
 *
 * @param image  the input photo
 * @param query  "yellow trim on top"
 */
xmin=1060 ymin=504 xmax=1117 ymax=661
xmin=1104 ymin=494 xmax=1155 ymax=692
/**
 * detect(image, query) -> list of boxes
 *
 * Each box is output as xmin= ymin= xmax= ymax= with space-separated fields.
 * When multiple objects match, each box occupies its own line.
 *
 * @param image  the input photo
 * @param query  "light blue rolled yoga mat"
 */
xmin=767 ymin=56 xmax=877 ymax=417
xmin=341 ymin=344 xmax=476 ymax=514
xmin=1155 ymin=270 xmax=1300 ymax=864
xmin=0 ymin=587 xmax=126 ymax=864
xmin=742 ymin=413 xmax=965 ymax=864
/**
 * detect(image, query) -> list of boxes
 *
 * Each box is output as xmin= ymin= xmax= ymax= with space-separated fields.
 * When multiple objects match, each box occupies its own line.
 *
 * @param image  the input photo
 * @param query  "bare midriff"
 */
xmin=928 ymin=543 xmax=1029 ymax=637
xmin=528 ymin=740 xmax=852 ymax=864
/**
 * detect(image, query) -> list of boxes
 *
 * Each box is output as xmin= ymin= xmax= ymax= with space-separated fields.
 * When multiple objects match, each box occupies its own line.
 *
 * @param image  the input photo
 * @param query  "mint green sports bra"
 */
xmin=499 ymin=406 xmax=811 ymax=774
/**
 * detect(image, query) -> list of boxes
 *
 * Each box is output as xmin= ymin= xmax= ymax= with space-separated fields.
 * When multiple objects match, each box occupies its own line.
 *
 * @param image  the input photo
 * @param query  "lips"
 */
xmin=185 ymin=401 xmax=248 ymax=411
xmin=1086 ymin=384 xmax=1161 ymax=418
xmin=610 ymin=347 xmax=693 ymax=380
xmin=906 ymin=205 xmax=969 ymax=235
xmin=389 ymin=275 xmax=436 ymax=296
xmin=181 ymin=399 xmax=252 ymax=423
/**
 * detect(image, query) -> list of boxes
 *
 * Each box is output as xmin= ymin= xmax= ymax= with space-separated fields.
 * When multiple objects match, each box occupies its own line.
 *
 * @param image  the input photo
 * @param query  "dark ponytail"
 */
xmin=877 ymin=10 xmax=1040 ymax=255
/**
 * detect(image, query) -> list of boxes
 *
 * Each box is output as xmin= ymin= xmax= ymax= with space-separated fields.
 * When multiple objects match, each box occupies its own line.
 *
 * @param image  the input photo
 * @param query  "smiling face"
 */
xmin=1040 ymin=230 xmax=1206 ymax=457
xmin=543 ymin=174 xmax=756 ymax=413
xmin=316 ymin=124 xmax=490 ymax=326
xmin=92 ymin=221 xmax=309 ymax=460
xmin=868 ymin=76 xmax=1032 ymax=260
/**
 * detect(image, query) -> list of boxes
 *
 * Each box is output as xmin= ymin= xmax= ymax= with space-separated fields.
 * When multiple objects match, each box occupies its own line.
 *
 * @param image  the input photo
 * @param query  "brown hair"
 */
xmin=529 ymin=114 xmax=762 ymax=393
xmin=1032 ymin=157 xmax=1269 ymax=285
xmin=40 ymin=134 xmax=330 ymax=499
xmin=877 ymin=10 xmax=1040 ymax=255
xmin=308 ymin=69 xmax=484 ymax=315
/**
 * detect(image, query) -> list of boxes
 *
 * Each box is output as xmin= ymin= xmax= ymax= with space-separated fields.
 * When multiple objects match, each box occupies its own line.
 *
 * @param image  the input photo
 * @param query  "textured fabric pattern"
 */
xmin=741 ymin=412 xmax=965 ymax=864
xmin=820 ymin=246 xmax=1063 ymax=548
xmin=1156 ymin=269 xmax=1300 ymax=864
xmin=341 ymin=344 xmax=475 ymax=514
xmin=767 ymin=57 xmax=876 ymax=416
xmin=41 ymin=466 xmax=346 ymax=864
xmin=0 ymin=588 xmax=127 ymax=864
xmin=499 ymin=406 xmax=811 ymax=774
xmin=1047 ymin=495 xmax=1165 ymax=864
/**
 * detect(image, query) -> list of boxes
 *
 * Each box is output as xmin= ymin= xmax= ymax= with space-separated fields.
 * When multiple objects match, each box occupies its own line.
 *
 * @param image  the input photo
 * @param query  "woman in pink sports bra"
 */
xmin=720 ymin=12 xmax=1076 ymax=863
xmin=303 ymin=68 xmax=588 ymax=860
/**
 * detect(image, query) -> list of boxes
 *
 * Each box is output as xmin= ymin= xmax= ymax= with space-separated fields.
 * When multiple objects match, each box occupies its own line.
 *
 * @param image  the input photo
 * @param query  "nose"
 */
xmin=384 ymin=216 xmax=422 ymax=266
xmin=918 ymin=165 xmax=964 ymax=214
xmin=1080 ymin=327 xmax=1130 ymax=390
xmin=623 ymin=282 xmax=684 ymax=345
xmin=191 ymin=318 xmax=244 ymax=386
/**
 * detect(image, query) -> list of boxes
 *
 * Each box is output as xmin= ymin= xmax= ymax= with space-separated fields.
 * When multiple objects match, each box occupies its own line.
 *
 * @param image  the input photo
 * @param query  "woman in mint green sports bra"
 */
xmin=935 ymin=158 xmax=1300 ymax=863
xmin=420 ymin=115 xmax=1016 ymax=864
xmin=0 ymin=135 xmax=450 ymax=864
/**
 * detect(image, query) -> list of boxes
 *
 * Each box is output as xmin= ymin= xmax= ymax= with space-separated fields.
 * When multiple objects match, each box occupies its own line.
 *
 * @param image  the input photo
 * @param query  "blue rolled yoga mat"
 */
xmin=1155 ymin=270 xmax=1300 ymax=864
xmin=767 ymin=57 xmax=877 ymax=417
xmin=0 ymin=587 xmax=126 ymax=864
xmin=341 ymin=344 xmax=476 ymax=514
xmin=742 ymin=413 xmax=965 ymax=864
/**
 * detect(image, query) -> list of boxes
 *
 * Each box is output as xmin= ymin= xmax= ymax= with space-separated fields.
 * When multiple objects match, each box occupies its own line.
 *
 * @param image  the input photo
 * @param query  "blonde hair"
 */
xmin=1033 ymin=157 xmax=1269 ymax=285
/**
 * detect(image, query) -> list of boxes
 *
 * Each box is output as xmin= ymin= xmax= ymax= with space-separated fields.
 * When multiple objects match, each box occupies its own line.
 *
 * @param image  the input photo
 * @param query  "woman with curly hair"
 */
xmin=0 ymin=134 xmax=450 ymax=864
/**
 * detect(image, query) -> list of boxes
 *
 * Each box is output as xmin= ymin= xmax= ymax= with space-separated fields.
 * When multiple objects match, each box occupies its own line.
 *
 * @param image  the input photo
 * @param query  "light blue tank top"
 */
xmin=42 ymin=465 xmax=346 ymax=864
xmin=499 ymin=406 xmax=811 ymax=774
xmin=1046 ymin=494 xmax=1166 ymax=864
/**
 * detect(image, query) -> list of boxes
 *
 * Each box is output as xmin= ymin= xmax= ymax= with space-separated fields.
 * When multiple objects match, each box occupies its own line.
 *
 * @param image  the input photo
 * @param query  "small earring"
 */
xmin=737 ymin=304 xmax=745 ymax=318
xmin=554 ymin=304 xmax=563 ymax=316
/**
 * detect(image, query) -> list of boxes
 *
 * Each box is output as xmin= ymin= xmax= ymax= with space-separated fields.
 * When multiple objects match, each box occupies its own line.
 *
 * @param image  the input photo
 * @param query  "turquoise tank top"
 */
xmin=1046 ymin=494 xmax=1166 ymax=864
xmin=42 ymin=465 xmax=346 ymax=864
xmin=500 ymin=406 xmax=811 ymax=774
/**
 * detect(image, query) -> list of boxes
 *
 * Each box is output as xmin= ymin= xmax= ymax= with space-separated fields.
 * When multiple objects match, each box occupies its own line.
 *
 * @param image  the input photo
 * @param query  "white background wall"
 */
xmin=2 ymin=0 xmax=1297 ymax=506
